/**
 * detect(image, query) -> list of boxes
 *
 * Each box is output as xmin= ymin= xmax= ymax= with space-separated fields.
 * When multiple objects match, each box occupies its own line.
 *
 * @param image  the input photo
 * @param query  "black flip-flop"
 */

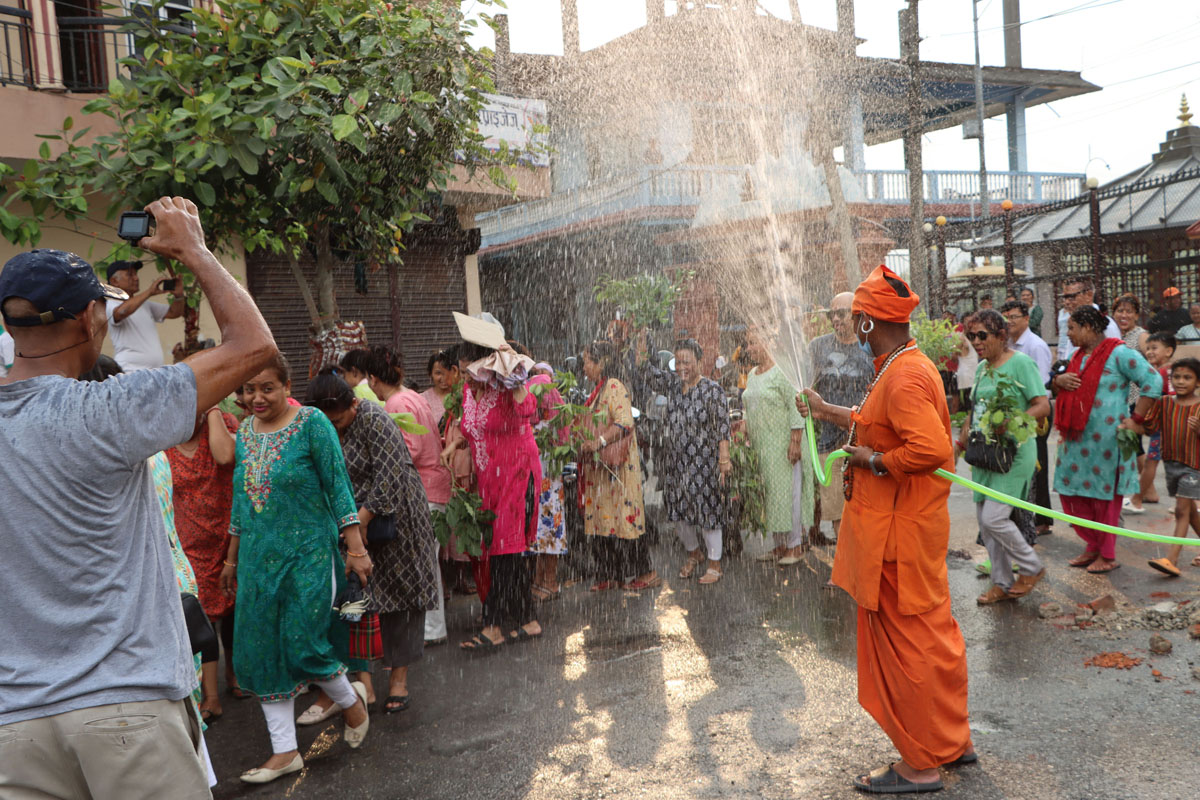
xmin=853 ymin=765 xmax=944 ymax=794
xmin=507 ymin=628 xmax=543 ymax=643
xmin=942 ymin=751 xmax=978 ymax=768
xmin=382 ymin=695 xmax=410 ymax=714
xmin=200 ymin=708 xmax=222 ymax=723
xmin=425 ymin=636 xmax=447 ymax=647
xmin=459 ymin=633 xmax=503 ymax=654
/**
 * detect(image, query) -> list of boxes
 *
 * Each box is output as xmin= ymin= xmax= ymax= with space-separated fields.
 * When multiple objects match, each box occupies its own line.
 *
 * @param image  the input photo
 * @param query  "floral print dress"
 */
xmin=229 ymin=406 xmax=360 ymax=702
xmin=528 ymin=373 xmax=568 ymax=555
xmin=580 ymin=378 xmax=646 ymax=540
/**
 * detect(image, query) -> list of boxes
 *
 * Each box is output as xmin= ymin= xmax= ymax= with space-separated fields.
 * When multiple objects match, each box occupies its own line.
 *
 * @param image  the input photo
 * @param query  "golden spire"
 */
xmin=1180 ymin=94 xmax=1193 ymax=127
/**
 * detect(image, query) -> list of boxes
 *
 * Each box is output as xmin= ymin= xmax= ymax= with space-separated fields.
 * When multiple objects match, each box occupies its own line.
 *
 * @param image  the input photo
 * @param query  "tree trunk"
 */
xmin=287 ymin=252 xmax=323 ymax=330
xmin=819 ymin=150 xmax=862 ymax=290
xmin=314 ymin=223 xmax=339 ymax=327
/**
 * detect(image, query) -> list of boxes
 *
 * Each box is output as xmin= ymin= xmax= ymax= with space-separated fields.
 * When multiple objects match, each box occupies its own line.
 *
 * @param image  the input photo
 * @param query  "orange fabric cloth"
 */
xmin=832 ymin=343 xmax=956 ymax=614
xmin=851 ymin=264 xmax=920 ymax=323
xmin=857 ymin=562 xmax=972 ymax=771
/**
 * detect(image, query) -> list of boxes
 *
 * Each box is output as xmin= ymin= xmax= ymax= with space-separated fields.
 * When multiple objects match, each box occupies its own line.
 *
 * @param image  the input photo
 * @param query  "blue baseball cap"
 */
xmin=0 ymin=249 xmax=128 ymax=327
xmin=105 ymin=260 xmax=141 ymax=283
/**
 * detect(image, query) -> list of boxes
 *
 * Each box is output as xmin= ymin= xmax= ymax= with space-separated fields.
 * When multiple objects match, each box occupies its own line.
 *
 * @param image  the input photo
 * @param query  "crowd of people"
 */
xmin=3 ymin=194 xmax=1199 ymax=797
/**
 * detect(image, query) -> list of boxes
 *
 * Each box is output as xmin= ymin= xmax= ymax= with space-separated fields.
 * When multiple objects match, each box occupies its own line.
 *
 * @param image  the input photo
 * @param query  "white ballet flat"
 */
xmin=344 ymin=681 xmax=370 ymax=749
xmin=239 ymin=753 xmax=303 ymax=784
xmin=296 ymin=699 xmax=340 ymax=726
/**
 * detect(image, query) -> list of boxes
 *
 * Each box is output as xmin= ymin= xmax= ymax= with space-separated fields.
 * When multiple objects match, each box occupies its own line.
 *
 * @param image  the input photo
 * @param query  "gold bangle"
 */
xmin=224 ymin=560 xmax=237 ymax=567
xmin=346 ymin=550 xmax=368 ymax=559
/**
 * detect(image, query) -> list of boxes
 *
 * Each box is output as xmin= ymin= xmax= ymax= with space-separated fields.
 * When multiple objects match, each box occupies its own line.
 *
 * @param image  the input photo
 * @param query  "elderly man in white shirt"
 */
xmin=1003 ymin=299 xmax=1055 ymax=535
xmin=1055 ymin=277 xmax=1120 ymax=360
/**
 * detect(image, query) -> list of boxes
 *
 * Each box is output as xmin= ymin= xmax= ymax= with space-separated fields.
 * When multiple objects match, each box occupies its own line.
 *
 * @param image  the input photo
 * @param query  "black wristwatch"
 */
xmin=869 ymin=452 xmax=888 ymax=476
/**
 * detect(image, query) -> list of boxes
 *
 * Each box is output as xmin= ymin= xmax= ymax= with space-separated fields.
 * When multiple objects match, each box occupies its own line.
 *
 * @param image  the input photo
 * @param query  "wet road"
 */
xmin=208 ymin=455 xmax=1200 ymax=800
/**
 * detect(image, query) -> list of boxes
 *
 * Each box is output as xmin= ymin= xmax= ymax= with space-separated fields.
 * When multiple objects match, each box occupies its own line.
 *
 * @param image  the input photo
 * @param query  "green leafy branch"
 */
xmin=593 ymin=269 xmax=696 ymax=329
xmin=430 ymin=486 xmax=495 ymax=558
xmin=975 ymin=366 xmax=1038 ymax=445
xmin=727 ymin=429 xmax=767 ymax=538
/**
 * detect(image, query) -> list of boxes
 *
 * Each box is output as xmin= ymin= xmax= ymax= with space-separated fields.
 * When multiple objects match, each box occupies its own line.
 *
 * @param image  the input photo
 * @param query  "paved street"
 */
xmin=208 ymin=452 xmax=1200 ymax=800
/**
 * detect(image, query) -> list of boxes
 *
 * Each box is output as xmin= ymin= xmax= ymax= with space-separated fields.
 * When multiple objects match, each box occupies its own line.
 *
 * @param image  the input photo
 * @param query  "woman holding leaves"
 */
xmin=955 ymin=310 xmax=1050 ymax=604
xmin=578 ymin=340 xmax=659 ymax=591
xmin=1050 ymin=306 xmax=1161 ymax=574
xmin=443 ymin=341 xmax=543 ymax=651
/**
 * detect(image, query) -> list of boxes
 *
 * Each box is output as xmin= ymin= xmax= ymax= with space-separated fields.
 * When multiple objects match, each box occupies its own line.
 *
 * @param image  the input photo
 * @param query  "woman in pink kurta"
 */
xmin=448 ymin=342 xmax=543 ymax=651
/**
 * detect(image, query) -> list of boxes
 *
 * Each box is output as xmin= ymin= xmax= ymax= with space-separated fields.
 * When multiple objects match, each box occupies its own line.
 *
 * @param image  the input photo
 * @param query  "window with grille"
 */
xmin=1171 ymin=238 xmax=1200 ymax=304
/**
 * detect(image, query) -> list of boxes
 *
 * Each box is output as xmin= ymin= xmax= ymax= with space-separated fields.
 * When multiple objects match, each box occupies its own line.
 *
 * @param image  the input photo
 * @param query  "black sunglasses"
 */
xmin=827 ymin=309 xmax=851 ymax=320
xmin=1060 ymin=290 xmax=1083 ymax=300
xmin=964 ymin=331 xmax=993 ymax=342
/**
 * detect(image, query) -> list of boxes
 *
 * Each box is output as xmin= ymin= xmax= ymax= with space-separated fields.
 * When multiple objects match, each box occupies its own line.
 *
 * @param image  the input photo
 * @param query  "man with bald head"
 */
xmin=807 ymin=291 xmax=874 ymax=542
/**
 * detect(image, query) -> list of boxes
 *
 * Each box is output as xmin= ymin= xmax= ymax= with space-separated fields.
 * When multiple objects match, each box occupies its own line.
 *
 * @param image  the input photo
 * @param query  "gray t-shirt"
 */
xmin=809 ymin=333 xmax=874 ymax=452
xmin=0 ymin=364 xmax=198 ymax=725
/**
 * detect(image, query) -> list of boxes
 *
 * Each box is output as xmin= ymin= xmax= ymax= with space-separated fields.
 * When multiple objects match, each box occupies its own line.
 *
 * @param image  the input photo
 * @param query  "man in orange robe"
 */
xmin=801 ymin=265 xmax=973 ymax=794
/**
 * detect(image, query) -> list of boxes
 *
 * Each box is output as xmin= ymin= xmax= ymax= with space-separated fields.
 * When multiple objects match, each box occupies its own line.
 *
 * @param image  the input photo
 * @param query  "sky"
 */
xmin=462 ymin=0 xmax=1200 ymax=184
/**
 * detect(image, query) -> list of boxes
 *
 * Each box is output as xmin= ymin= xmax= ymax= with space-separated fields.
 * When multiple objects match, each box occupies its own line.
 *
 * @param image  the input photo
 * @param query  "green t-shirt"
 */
xmin=969 ymin=351 xmax=1046 ymax=502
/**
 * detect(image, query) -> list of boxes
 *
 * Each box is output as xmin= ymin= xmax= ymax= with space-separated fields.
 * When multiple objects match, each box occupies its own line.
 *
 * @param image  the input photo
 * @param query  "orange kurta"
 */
xmin=832 ymin=342 xmax=971 ymax=770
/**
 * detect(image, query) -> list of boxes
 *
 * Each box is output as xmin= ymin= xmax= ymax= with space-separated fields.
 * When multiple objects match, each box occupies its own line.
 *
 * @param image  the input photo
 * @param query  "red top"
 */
xmin=166 ymin=412 xmax=239 ymax=618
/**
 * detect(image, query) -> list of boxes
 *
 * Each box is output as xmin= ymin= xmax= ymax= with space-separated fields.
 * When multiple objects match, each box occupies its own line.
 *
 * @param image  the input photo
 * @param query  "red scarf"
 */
xmin=1055 ymin=337 xmax=1121 ymax=441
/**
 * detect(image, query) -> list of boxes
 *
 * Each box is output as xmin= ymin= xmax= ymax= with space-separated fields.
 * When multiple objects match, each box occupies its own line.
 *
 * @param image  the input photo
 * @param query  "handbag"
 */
xmin=591 ymin=380 xmax=631 ymax=468
xmin=964 ymin=429 xmax=1016 ymax=474
xmin=180 ymin=593 xmax=218 ymax=657
xmin=366 ymin=514 xmax=397 ymax=545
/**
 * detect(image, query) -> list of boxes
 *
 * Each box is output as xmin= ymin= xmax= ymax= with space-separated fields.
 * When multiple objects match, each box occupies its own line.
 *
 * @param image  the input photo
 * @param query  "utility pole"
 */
xmin=900 ymin=2 xmax=928 ymax=302
xmin=972 ymin=0 xmax=990 ymax=218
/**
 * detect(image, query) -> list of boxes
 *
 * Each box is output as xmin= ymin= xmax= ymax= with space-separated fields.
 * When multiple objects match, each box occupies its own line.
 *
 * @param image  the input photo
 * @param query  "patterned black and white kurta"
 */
xmin=644 ymin=365 xmax=731 ymax=529
xmin=340 ymin=400 xmax=439 ymax=613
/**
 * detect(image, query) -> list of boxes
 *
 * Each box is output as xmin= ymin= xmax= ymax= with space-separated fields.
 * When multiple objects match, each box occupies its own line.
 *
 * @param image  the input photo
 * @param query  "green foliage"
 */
xmin=1116 ymin=427 xmax=1140 ymax=462
xmin=430 ymin=486 xmax=495 ymax=558
xmin=911 ymin=312 xmax=961 ymax=366
xmin=593 ymin=269 xmax=696 ymax=328
xmin=727 ymin=429 xmax=767 ymax=538
xmin=0 ymin=0 xmax=507 ymax=318
xmin=974 ymin=365 xmax=1038 ymax=445
xmin=388 ymin=411 xmax=428 ymax=436
xmin=530 ymin=370 xmax=600 ymax=477
xmin=443 ymin=380 xmax=464 ymax=421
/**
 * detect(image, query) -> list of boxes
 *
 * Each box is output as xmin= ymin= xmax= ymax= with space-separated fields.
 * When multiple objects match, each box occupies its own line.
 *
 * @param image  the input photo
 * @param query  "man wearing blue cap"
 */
xmin=105 ymin=259 xmax=186 ymax=371
xmin=0 ymin=196 xmax=277 ymax=799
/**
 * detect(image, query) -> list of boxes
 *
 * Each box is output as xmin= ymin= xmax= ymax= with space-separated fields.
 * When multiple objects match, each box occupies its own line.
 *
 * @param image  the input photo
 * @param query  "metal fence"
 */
xmin=0 ymin=4 xmax=33 ymax=87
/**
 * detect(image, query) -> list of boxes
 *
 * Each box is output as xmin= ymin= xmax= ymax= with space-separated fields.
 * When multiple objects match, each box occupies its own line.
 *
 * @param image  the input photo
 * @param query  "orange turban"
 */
xmin=852 ymin=264 xmax=920 ymax=323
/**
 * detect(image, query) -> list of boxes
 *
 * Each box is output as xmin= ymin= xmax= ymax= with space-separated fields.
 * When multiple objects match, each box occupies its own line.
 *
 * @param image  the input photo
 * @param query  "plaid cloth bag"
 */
xmin=348 ymin=612 xmax=382 ymax=661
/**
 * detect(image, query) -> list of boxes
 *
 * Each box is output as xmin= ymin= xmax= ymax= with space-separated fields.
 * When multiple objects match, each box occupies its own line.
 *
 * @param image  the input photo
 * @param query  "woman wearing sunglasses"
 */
xmin=955 ymin=310 xmax=1050 ymax=604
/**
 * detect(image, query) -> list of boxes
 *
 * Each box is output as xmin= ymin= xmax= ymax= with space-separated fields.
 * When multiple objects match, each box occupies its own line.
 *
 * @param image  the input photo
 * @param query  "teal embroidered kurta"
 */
xmin=1052 ymin=343 xmax=1162 ymax=501
xmin=229 ymin=406 xmax=360 ymax=702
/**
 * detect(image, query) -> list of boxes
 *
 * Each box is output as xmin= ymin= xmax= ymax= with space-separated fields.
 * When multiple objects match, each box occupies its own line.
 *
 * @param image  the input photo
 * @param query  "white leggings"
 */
xmin=773 ymin=530 xmax=804 ymax=549
xmin=677 ymin=522 xmax=722 ymax=561
xmin=260 ymin=675 xmax=358 ymax=753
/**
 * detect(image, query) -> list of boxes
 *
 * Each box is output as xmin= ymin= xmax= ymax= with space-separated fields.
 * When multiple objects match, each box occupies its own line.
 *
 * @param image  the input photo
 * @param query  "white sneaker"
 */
xmin=1122 ymin=498 xmax=1145 ymax=515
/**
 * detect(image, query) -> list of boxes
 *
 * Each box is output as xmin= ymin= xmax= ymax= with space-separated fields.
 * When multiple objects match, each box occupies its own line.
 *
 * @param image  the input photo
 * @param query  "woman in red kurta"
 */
xmin=447 ymin=342 xmax=543 ymax=652
xmin=801 ymin=265 xmax=972 ymax=794
xmin=167 ymin=405 xmax=240 ymax=719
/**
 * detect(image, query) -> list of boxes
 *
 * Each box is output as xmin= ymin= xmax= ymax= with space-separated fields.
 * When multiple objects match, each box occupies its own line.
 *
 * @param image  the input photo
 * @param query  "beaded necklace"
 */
xmin=842 ymin=342 xmax=918 ymax=501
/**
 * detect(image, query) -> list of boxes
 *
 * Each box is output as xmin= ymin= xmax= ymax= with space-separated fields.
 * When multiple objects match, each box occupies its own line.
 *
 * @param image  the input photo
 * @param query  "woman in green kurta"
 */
xmin=955 ymin=310 xmax=1050 ymax=605
xmin=741 ymin=327 xmax=807 ymax=564
xmin=219 ymin=356 xmax=374 ymax=784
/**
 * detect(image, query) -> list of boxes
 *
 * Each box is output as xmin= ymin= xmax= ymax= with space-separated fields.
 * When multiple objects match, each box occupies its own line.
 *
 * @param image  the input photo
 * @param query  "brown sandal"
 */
xmin=698 ymin=567 xmax=722 ymax=585
xmin=1068 ymin=551 xmax=1100 ymax=568
xmin=679 ymin=555 xmax=704 ymax=579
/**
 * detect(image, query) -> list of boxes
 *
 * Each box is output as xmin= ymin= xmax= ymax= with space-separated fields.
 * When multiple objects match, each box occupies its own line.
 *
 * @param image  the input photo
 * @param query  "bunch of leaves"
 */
xmin=388 ymin=411 xmax=428 ymax=436
xmin=443 ymin=380 xmax=464 ymax=421
xmin=727 ymin=429 xmax=767 ymax=538
xmin=530 ymin=370 xmax=600 ymax=477
xmin=911 ymin=312 xmax=961 ymax=366
xmin=430 ymin=486 xmax=495 ymax=558
xmin=0 ymin=0 xmax=512 ymax=325
xmin=1116 ymin=427 xmax=1140 ymax=462
xmin=974 ymin=366 xmax=1038 ymax=445
xmin=593 ymin=269 xmax=695 ymax=329
xmin=950 ymin=410 xmax=968 ymax=431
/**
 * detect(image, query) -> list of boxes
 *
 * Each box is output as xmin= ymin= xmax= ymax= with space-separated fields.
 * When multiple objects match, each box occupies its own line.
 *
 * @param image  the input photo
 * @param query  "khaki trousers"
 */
xmin=0 ymin=698 xmax=210 ymax=800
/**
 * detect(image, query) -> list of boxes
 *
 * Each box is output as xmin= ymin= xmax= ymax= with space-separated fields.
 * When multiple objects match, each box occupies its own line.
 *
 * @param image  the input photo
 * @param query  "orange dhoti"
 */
xmin=856 ymin=562 xmax=971 ymax=770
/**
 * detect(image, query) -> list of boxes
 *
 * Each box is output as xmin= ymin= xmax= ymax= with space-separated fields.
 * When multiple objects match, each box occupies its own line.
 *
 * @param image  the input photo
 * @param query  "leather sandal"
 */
xmin=976 ymin=584 xmax=1016 ymax=605
xmin=1007 ymin=568 xmax=1045 ymax=597
xmin=698 ymin=567 xmax=722 ymax=585
xmin=678 ymin=555 xmax=704 ymax=579
xmin=1068 ymin=551 xmax=1100 ymax=568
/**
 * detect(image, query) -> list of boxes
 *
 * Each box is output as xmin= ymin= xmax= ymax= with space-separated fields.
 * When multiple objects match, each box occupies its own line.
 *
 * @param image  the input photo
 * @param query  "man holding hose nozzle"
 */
xmin=798 ymin=265 xmax=972 ymax=794
xmin=0 ymin=196 xmax=277 ymax=799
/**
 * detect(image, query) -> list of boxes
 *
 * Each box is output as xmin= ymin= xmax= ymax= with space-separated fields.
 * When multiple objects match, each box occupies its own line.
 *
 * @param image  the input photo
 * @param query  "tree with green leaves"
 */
xmin=0 ymin=0 xmax=516 ymax=350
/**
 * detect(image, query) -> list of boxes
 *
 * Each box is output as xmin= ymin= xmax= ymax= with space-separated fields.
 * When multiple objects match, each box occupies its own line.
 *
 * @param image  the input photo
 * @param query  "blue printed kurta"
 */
xmin=1053 ymin=344 xmax=1162 ymax=500
xmin=229 ymin=406 xmax=360 ymax=702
